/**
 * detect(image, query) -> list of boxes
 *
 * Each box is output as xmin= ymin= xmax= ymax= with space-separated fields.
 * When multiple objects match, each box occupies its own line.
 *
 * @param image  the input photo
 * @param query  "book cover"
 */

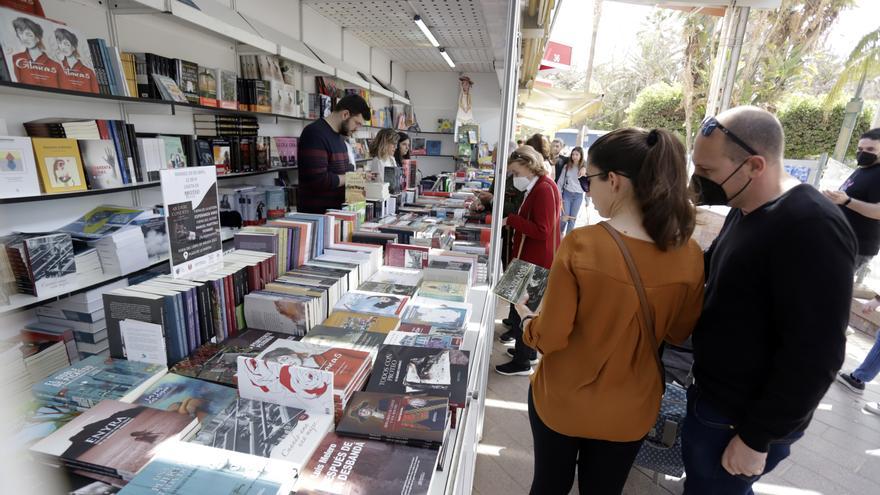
xmin=297 ymin=433 xmax=438 ymax=495
xmin=32 ymin=355 xmax=166 ymax=409
xmin=117 ymin=442 xmax=296 ymax=495
xmin=211 ymin=138 xmax=231 ymax=174
xmin=79 ymin=140 xmax=124 ymax=189
xmin=494 ymin=258 xmax=548 ymax=312
xmin=368 ymin=267 xmax=422 ymax=287
xmin=197 ymin=66 xmax=217 ymax=107
xmin=402 ymin=298 xmax=471 ymax=329
xmin=23 ymin=232 xmax=76 ymax=296
xmin=385 ymin=243 xmax=429 ymax=269
xmin=366 ymin=345 xmax=470 ymax=408
xmin=152 ymin=73 xmax=188 ymax=103
xmin=270 ymin=81 xmax=297 ymax=117
xmin=158 ymin=135 xmax=186 ymax=169
xmin=257 ymin=340 xmax=371 ymax=393
xmin=31 ymin=137 xmax=87 ymax=193
xmin=345 ymin=171 xmax=367 ymax=204
xmin=418 ymin=281 xmax=467 ymax=303
xmin=243 ymin=291 xmax=310 ymax=336
xmin=217 ymin=68 xmax=237 ymax=109
xmin=132 ymin=372 xmax=238 ymax=422
xmin=169 ymin=330 xmax=295 ymax=386
xmin=411 ymin=138 xmax=427 ymax=156
xmin=426 ymin=140 xmax=442 ymax=156
xmin=337 ymin=392 xmax=448 ymax=448
xmin=383 ymin=331 xmax=463 ymax=350
xmin=301 ymin=325 xmax=386 ymax=355
xmin=189 ymin=397 xmax=332 ymax=467
xmin=357 ymin=281 xmax=418 ymax=297
xmin=334 ymin=291 xmax=408 ymax=317
xmin=323 ymin=311 xmax=400 ymax=334
xmin=0 ymin=9 xmax=96 ymax=91
xmin=31 ymin=399 xmax=197 ymax=481
xmin=0 ymin=135 xmax=41 ymax=198
xmin=237 ymin=355 xmax=334 ymax=416
xmin=176 ymin=59 xmax=199 ymax=104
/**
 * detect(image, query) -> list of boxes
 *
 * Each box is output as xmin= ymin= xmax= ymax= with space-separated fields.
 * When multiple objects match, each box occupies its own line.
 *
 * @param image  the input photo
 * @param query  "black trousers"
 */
xmin=509 ymin=303 xmax=536 ymax=365
xmin=528 ymin=387 xmax=643 ymax=495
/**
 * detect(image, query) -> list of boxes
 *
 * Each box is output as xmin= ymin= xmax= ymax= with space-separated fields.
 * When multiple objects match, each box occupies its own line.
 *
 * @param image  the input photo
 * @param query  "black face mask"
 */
xmin=857 ymin=151 xmax=879 ymax=167
xmin=690 ymin=158 xmax=752 ymax=206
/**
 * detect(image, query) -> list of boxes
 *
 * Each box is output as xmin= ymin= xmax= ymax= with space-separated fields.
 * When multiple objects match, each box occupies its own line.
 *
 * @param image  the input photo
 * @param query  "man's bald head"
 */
xmin=716 ymin=106 xmax=785 ymax=165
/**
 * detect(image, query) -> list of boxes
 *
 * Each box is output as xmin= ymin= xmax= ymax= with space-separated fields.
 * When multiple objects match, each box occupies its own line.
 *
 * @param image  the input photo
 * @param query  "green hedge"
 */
xmin=777 ymin=95 xmax=874 ymax=160
xmin=627 ymin=83 xmax=687 ymax=136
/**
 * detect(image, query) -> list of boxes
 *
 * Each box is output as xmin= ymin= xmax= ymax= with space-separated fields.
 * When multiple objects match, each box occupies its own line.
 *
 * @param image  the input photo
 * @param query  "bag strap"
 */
xmin=514 ymin=178 xmax=560 ymax=259
xmin=599 ymin=221 xmax=666 ymax=393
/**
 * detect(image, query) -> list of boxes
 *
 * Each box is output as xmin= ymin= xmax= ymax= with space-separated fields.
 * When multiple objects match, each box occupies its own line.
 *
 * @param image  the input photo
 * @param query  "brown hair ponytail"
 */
xmin=588 ymin=128 xmax=695 ymax=250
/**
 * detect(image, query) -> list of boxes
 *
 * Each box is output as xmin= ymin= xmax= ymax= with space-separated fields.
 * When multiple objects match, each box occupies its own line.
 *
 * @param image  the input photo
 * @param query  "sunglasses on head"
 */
xmin=701 ymin=116 xmax=759 ymax=156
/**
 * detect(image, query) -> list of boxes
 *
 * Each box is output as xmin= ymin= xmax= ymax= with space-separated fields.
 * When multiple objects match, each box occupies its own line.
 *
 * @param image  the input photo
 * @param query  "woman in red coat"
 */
xmin=496 ymin=145 xmax=561 ymax=376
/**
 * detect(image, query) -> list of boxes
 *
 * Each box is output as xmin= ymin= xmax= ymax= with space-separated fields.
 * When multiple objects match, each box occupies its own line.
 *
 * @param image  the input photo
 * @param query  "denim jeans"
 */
xmin=682 ymin=386 xmax=803 ymax=495
xmin=561 ymin=189 xmax=584 ymax=235
xmin=853 ymin=332 xmax=880 ymax=382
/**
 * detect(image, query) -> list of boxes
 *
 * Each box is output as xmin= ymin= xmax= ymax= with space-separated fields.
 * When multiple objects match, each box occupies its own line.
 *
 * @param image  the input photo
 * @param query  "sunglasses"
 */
xmin=582 ymin=170 xmax=630 ymax=187
xmin=701 ymin=116 xmax=759 ymax=156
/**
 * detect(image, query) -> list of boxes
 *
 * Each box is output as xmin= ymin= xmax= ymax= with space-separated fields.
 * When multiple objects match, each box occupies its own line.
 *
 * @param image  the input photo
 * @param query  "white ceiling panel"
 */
xmin=303 ymin=0 xmax=508 ymax=73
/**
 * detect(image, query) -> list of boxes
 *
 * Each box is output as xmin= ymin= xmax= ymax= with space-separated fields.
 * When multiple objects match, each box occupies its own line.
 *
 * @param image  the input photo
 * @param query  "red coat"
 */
xmin=508 ymin=174 xmax=562 ymax=269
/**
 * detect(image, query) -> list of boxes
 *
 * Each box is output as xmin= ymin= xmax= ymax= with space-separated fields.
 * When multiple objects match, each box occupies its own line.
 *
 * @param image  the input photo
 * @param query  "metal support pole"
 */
xmin=832 ymin=67 xmax=868 ymax=162
xmin=704 ymin=4 xmax=736 ymax=118
xmin=719 ymin=6 xmax=749 ymax=112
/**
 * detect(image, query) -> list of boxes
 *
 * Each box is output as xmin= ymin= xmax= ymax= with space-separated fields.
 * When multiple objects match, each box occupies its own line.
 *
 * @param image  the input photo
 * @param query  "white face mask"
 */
xmin=512 ymin=176 xmax=531 ymax=191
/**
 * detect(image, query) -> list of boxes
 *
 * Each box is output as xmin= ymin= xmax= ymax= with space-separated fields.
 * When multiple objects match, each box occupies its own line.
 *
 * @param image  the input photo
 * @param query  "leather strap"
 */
xmin=514 ymin=178 xmax=560 ymax=260
xmin=599 ymin=221 xmax=665 ymax=393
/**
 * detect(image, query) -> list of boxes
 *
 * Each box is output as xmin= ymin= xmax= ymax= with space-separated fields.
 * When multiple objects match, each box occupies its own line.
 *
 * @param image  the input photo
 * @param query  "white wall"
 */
xmin=391 ymin=63 xmax=407 ymax=94
xmin=370 ymin=50 xmax=392 ymax=83
xmin=407 ymin=71 xmax=503 ymax=145
xmin=237 ymin=0 xmax=302 ymax=41
xmin=302 ymin=6 xmax=342 ymax=60
xmin=343 ymin=30 xmax=371 ymax=74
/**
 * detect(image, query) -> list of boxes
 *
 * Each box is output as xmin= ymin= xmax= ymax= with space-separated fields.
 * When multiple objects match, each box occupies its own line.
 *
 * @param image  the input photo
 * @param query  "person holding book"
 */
xmin=368 ymin=128 xmax=399 ymax=178
xmin=494 ymin=145 xmax=561 ymax=376
xmin=556 ymin=146 xmax=588 ymax=235
xmin=514 ymin=128 xmax=704 ymax=494
xmin=54 ymin=28 xmax=98 ymax=94
xmin=395 ymin=132 xmax=411 ymax=166
xmin=297 ymin=95 xmax=371 ymax=213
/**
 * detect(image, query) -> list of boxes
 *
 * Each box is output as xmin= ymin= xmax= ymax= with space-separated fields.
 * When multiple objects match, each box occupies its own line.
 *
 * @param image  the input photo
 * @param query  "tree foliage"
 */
xmin=777 ymin=94 xmax=874 ymax=158
xmin=627 ymin=83 xmax=687 ymax=136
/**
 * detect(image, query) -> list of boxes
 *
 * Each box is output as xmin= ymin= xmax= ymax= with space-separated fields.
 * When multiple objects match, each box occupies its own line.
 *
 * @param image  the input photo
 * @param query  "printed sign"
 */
xmin=160 ymin=166 xmax=222 ymax=277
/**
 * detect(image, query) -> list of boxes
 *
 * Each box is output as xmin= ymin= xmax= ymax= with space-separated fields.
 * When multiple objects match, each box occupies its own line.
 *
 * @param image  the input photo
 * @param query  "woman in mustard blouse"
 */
xmin=516 ymin=128 xmax=705 ymax=494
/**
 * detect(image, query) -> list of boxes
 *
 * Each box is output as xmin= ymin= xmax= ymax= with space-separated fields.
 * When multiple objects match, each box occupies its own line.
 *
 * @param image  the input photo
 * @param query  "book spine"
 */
xmin=133 ymin=53 xmax=150 ymax=98
xmin=105 ymin=122 xmax=129 ymax=184
xmin=114 ymin=121 xmax=135 ymax=184
xmin=111 ymin=47 xmax=130 ymax=97
xmin=97 ymin=39 xmax=118 ymax=96
xmin=126 ymin=124 xmax=143 ymax=183
xmin=86 ymin=40 xmax=110 ymax=95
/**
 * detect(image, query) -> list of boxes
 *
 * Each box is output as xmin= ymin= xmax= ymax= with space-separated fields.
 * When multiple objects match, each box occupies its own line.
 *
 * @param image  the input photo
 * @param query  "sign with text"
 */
xmin=540 ymin=41 xmax=573 ymax=70
xmin=160 ymin=166 xmax=222 ymax=278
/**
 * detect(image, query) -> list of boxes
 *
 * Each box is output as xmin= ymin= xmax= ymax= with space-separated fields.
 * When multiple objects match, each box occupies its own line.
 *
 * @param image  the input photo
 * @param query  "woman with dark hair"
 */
xmin=394 ymin=132 xmax=411 ymax=166
xmin=525 ymin=133 xmax=553 ymax=175
xmin=556 ymin=146 xmax=588 ymax=235
xmin=516 ymin=128 xmax=704 ymax=494
xmin=54 ymin=28 xmax=99 ymax=93
xmin=10 ymin=16 xmax=62 ymax=88
xmin=494 ymin=145 xmax=561 ymax=376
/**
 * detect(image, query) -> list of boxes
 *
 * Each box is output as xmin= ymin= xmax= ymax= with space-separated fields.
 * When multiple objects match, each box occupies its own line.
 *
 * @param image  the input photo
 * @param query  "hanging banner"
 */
xmin=160 ymin=166 xmax=222 ymax=278
xmin=540 ymin=41 xmax=573 ymax=71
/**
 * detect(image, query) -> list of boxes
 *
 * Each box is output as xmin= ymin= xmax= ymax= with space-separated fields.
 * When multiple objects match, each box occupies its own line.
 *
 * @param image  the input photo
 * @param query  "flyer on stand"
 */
xmin=160 ymin=166 xmax=223 ymax=278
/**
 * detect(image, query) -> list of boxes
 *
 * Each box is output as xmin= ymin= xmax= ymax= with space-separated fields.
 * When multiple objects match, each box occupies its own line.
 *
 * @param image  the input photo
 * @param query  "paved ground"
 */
xmin=473 ymin=202 xmax=880 ymax=494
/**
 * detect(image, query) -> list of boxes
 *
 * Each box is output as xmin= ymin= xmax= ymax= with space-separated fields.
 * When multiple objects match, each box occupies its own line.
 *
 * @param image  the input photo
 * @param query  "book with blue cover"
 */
xmin=132 ymin=373 xmax=238 ymax=422
xmin=32 ymin=355 xmax=167 ymax=410
xmin=118 ymin=442 xmax=297 ymax=495
xmin=426 ymin=140 xmax=442 ymax=156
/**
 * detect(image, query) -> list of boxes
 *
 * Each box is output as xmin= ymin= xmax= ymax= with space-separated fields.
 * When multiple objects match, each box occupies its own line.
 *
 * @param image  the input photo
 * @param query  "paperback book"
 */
xmin=334 ymin=290 xmax=408 ymax=318
xmin=132 ymin=372 xmax=238 ymax=422
xmin=366 ymin=345 xmax=470 ymax=408
xmin=323 ymin=311 xmax=400 ymax=334
xmin=301 ymin=325 xmax=386 ymax=356
xmin=337 ymin=391 xmax=448 ymax=449
xmin=493 ymin=258 xmax=549 ymax=312
xmin=401 ymin=298 xmax=472 ymax=330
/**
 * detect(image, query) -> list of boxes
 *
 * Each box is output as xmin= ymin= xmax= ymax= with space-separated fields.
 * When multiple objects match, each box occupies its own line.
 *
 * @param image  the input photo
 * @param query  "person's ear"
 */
xmin=608 ymin=171 xmax=622 ymax=193
xmin=340 ymin=110 xmax=350 ymax=120
xmin=746 ymin=155 xmax=767 ymax=177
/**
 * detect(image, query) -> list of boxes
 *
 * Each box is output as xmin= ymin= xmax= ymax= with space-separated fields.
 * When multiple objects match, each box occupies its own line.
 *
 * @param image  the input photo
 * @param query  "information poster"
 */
xmin=160 ymin=166 xmax=222 ymax=277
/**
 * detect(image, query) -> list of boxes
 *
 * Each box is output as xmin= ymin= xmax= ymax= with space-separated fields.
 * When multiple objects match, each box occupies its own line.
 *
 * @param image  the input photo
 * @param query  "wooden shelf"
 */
xmin=0 ymin=229 xmax=237 ymax=315
xmin=0 ymin=167 xmax=297 ymax=205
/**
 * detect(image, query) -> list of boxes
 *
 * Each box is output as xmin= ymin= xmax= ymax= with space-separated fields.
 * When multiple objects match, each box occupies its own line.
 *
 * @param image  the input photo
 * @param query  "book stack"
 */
xmin=301 ymin=325 xmax=386 ymax=358
xmin=30 ymin=399 xmax=198 ymax=484
xmin=1 ymin=232 xmax=77 ymax=298
xmin=337 ymin=391 xmax=449 ymax=449
xmin=94 ymin=226 xmax=150 ymax=276
xmin=20 ymin=322 xmax=79 ymax=366
xmin=364 ymin=181 xmax=390 ymax=201
xmin=119 ymin=441 xmax=299 ymax=495
xmin=31 ymin=355 xmax=167 ymax=410
xmin=239 ymin=79 xmax=272 ymax=112
xmin=0 ymin=341 xmax=31 ymax=407
xmin=255 ymin=340 xmax=373 ymax=422
xmin=193 ymin=115 xmax=259 ymax=138
xmin=243 ymin=290 xmax=322 ymax=337
xmin=71 ymin=245 xmax=104 ymax=288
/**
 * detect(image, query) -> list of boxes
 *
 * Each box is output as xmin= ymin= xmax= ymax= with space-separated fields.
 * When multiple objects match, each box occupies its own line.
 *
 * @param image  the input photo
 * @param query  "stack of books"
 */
xmin=0 ymin=341 xmax=32 ymax=407
xmin=255 ymin=340 xmax=373 ymax=422
xmin=94 ymin=227 xmax=150 ymax=276
xmin=1 ymin=232 xmax=77 ymax=298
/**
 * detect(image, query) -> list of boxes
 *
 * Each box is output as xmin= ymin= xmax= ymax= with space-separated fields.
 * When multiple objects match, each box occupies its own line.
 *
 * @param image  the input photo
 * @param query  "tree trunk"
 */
xmin=584 ymin=0 xmax=603 ymax=95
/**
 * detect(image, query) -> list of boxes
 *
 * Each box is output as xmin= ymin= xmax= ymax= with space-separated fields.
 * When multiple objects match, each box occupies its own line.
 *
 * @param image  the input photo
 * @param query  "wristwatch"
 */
xmin=522 ymin=315 xmax=535 ymax=327
xmin=844 ymin=197 xmax=853 ymax=206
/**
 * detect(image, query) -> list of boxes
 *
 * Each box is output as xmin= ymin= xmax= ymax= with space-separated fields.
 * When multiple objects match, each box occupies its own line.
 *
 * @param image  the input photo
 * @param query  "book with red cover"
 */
xmin=256 ymin=340 xmax=371 ymax=395
xmin=0 ymin=0 xmax=45 ymax=17
xmin=385 ymin=243 xmax=429 ymax=269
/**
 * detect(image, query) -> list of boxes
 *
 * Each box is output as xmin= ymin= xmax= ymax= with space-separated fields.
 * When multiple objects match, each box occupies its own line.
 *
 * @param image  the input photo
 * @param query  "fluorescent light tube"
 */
xmin=414 ymin=15 xmax=440 ymax=47
xmin=439 ymin=48 xmax=455 ymax=68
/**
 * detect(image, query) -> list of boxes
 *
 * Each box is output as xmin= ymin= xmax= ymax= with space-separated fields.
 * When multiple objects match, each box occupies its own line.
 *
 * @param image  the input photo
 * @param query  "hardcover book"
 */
xmin=334 ymin=290 xmax=408 ymax=318
xmin=296 ymin=433 xmax=438 ymax=495
xmin=175 ymin=58 xmax=199 ymax=104
xmin=132 ymin=372 xmax=238 ymax=422
xmin=152 ymin=73 xmax=189 ymax=103
xmin=79 ymin=139 xmax=124 ymax=189
xmin=256 ymin=340 xmax=371 ymax=394
xmin=31 ymin=137 xmax=87 ymax=193
xmin=366 ymin=345 xmax=470 ymax=408
xmin=217 ymin=69 xmax=237 ymax=109
xmin=117 ymin=442 xmax=297 ymax=495
xmin=337 ymin=392 xmax=448 ymax=449
xmin=323 ymin=311 xmax=400 ymax=334
xmin=23 ymin=232 xmax=76 ymax=296
xmin=197 ymin=66 xmax=217 ymax=107
xmin=189 ymin=397 xmax=332 ymax=468
xmin=0 ymin=135 xmax=41 ymax=198
xmin=32 ymin=355 xmax=167 ymax=410
xmin=236 ymin=355 xmax=334 ymax=416
xmin=493 ymin=258 xmax=549 ymax=312
xmin=301 ymin=325 xmax=386 ymax=356
xmin=31 ymin=399 xmax=198 ymax=481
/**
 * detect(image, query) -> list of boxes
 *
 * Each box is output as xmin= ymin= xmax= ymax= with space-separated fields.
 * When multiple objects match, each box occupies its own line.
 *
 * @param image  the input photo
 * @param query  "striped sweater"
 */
xmin=296 ymin=119 xmax=354 ymax=213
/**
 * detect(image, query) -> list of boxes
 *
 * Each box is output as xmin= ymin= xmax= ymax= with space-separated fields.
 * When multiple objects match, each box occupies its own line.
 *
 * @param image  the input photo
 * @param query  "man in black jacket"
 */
xmin=684 ymin=106 xmax=856 ymax=494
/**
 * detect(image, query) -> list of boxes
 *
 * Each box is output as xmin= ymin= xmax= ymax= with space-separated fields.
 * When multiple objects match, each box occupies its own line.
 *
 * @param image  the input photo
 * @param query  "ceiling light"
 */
xmin=439 ymin=48 xmax=455 ymax=68
xmin=413 ymin=15 xmax=440 ymax=47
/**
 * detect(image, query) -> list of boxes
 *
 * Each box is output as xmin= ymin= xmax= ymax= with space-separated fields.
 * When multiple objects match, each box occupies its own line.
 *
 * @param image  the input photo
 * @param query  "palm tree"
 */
xmin=824 ymin=27 xmax=880 ymax=160
xmin=583 ymin=0 xmax=603 ymax=95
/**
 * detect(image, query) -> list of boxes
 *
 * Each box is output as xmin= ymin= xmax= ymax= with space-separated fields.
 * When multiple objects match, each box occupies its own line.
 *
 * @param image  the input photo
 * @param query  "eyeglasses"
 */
xmin=583 ymin=170 xmax=629 ymax=187
xmin=701 ymin=116 xmax=759 ymax=156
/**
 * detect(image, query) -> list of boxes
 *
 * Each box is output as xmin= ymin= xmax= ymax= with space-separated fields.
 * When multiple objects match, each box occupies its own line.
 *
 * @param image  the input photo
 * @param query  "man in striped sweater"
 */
xmin=296 ymin=95 xmax=371 ymax=213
